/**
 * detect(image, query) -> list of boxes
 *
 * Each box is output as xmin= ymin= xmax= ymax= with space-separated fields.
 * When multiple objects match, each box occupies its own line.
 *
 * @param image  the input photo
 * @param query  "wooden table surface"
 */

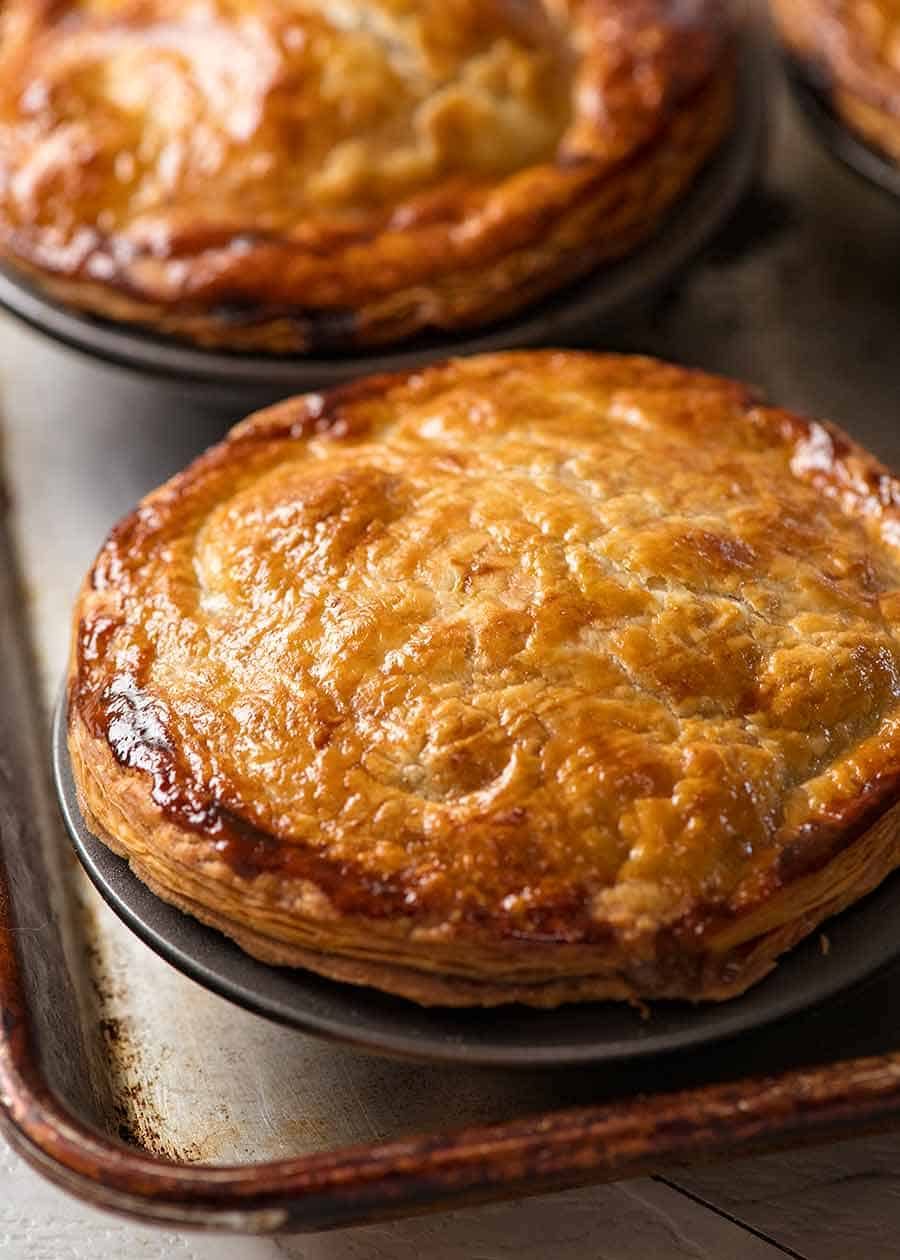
xmin=4 ymin=55 xmax=900 ymax=1260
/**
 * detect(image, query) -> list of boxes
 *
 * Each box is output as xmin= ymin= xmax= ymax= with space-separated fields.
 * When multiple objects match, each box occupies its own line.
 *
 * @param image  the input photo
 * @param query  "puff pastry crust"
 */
xmin=0 ymin=1 xmax=735 ymax=352
xmin=68 ymin=351 xmax=900 ymax=1006
xmin=773 ymin=0 xmax=900 ymax=162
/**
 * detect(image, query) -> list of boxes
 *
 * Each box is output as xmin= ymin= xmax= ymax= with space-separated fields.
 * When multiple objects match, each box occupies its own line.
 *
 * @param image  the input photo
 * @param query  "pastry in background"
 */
xmin=773 ymin=0 xmax=900 ymax=163
xmin=0 ymin=1 xmax=735 ymax=352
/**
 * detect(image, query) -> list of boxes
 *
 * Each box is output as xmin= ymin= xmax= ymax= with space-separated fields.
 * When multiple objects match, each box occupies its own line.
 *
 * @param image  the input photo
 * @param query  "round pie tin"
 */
xmin=786 ymin=61 xmax=900 ymax=202
xmin=53 ymin=694 xmax=900 ymax=1068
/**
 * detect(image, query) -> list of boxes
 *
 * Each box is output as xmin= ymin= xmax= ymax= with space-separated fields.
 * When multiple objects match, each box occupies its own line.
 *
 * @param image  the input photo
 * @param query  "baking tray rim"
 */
xmin=6 ymin=913 xmax=900 ymax=1235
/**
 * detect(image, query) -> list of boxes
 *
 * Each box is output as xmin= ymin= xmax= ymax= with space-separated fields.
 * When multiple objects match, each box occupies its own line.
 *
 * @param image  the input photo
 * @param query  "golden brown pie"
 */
xmin=773 ymin=0 xmax=900 ymax=162
xmin=0 ymin=1 xmax=736 ymax=353
xmin=67 ymin=351 xmax=900 ymax=1007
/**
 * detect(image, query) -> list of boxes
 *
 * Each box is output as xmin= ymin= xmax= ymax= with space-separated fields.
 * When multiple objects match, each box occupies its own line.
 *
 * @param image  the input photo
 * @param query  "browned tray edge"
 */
xmin=3 ymin=521 xmax=900 ymax=1234
xmin=5 ymin=923 xmax=900 ymax=1234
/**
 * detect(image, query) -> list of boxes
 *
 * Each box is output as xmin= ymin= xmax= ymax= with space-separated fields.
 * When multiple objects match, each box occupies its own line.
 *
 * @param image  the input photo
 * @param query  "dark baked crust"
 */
xmin=0 ymin=1 xmax=736 ymax=352
xmin=772 ymin=0 xmax=900 ymax=162
xmin=67 ymin=351 xmax=900 ymax=1005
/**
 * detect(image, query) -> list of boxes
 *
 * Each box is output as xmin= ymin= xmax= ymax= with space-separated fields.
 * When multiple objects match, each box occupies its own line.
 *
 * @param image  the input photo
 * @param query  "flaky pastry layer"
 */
xmin=773 ymin=0 xmax=900 ymax=162
xmin=68 ymin=352 xmax=900 ymax=1005
xmin=0 ymin=1 xmax=735 ymax=351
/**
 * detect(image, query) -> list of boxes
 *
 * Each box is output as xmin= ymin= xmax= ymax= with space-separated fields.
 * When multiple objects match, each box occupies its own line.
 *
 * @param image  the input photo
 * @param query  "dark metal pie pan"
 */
xmin=0 ymin=45 xmax=764 ymax=411
xmin=52 ymin=694 xmax=900 ymax=1068
xmin=786 ymin=60 xmax=900 ymax=202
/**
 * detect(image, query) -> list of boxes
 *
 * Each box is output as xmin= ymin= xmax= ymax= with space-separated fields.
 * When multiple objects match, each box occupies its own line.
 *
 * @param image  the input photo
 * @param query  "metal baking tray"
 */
xmin=5 ymin=56 xmax=900 ymax=1234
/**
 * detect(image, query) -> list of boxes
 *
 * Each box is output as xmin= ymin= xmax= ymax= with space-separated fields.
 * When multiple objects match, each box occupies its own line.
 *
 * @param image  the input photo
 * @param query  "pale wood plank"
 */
xmin=668 ymin=1133 xmax=900 ymax=1260
xmin=269 ymin=1180 xmax=790 ymax=1259
xmin=2 ymin=1135 xmax=789 ymax=1260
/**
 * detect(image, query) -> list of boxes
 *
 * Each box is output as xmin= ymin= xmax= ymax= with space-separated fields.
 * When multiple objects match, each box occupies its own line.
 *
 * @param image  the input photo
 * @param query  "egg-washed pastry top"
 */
xmin=773 ymin=0 xmax=900 ymax=162
xmin=0 ymin=0 xmax=735 ymax=352
xmin=68 ymin=351 xmax=900 ymax=1007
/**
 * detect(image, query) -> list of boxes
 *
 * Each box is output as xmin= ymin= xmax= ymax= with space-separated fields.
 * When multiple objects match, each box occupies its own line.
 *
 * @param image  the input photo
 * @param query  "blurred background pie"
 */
xmin=0 ymin=1 xmax=736 ymax=352
xmin=773 ymin=0 xmax=900 ymax=164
